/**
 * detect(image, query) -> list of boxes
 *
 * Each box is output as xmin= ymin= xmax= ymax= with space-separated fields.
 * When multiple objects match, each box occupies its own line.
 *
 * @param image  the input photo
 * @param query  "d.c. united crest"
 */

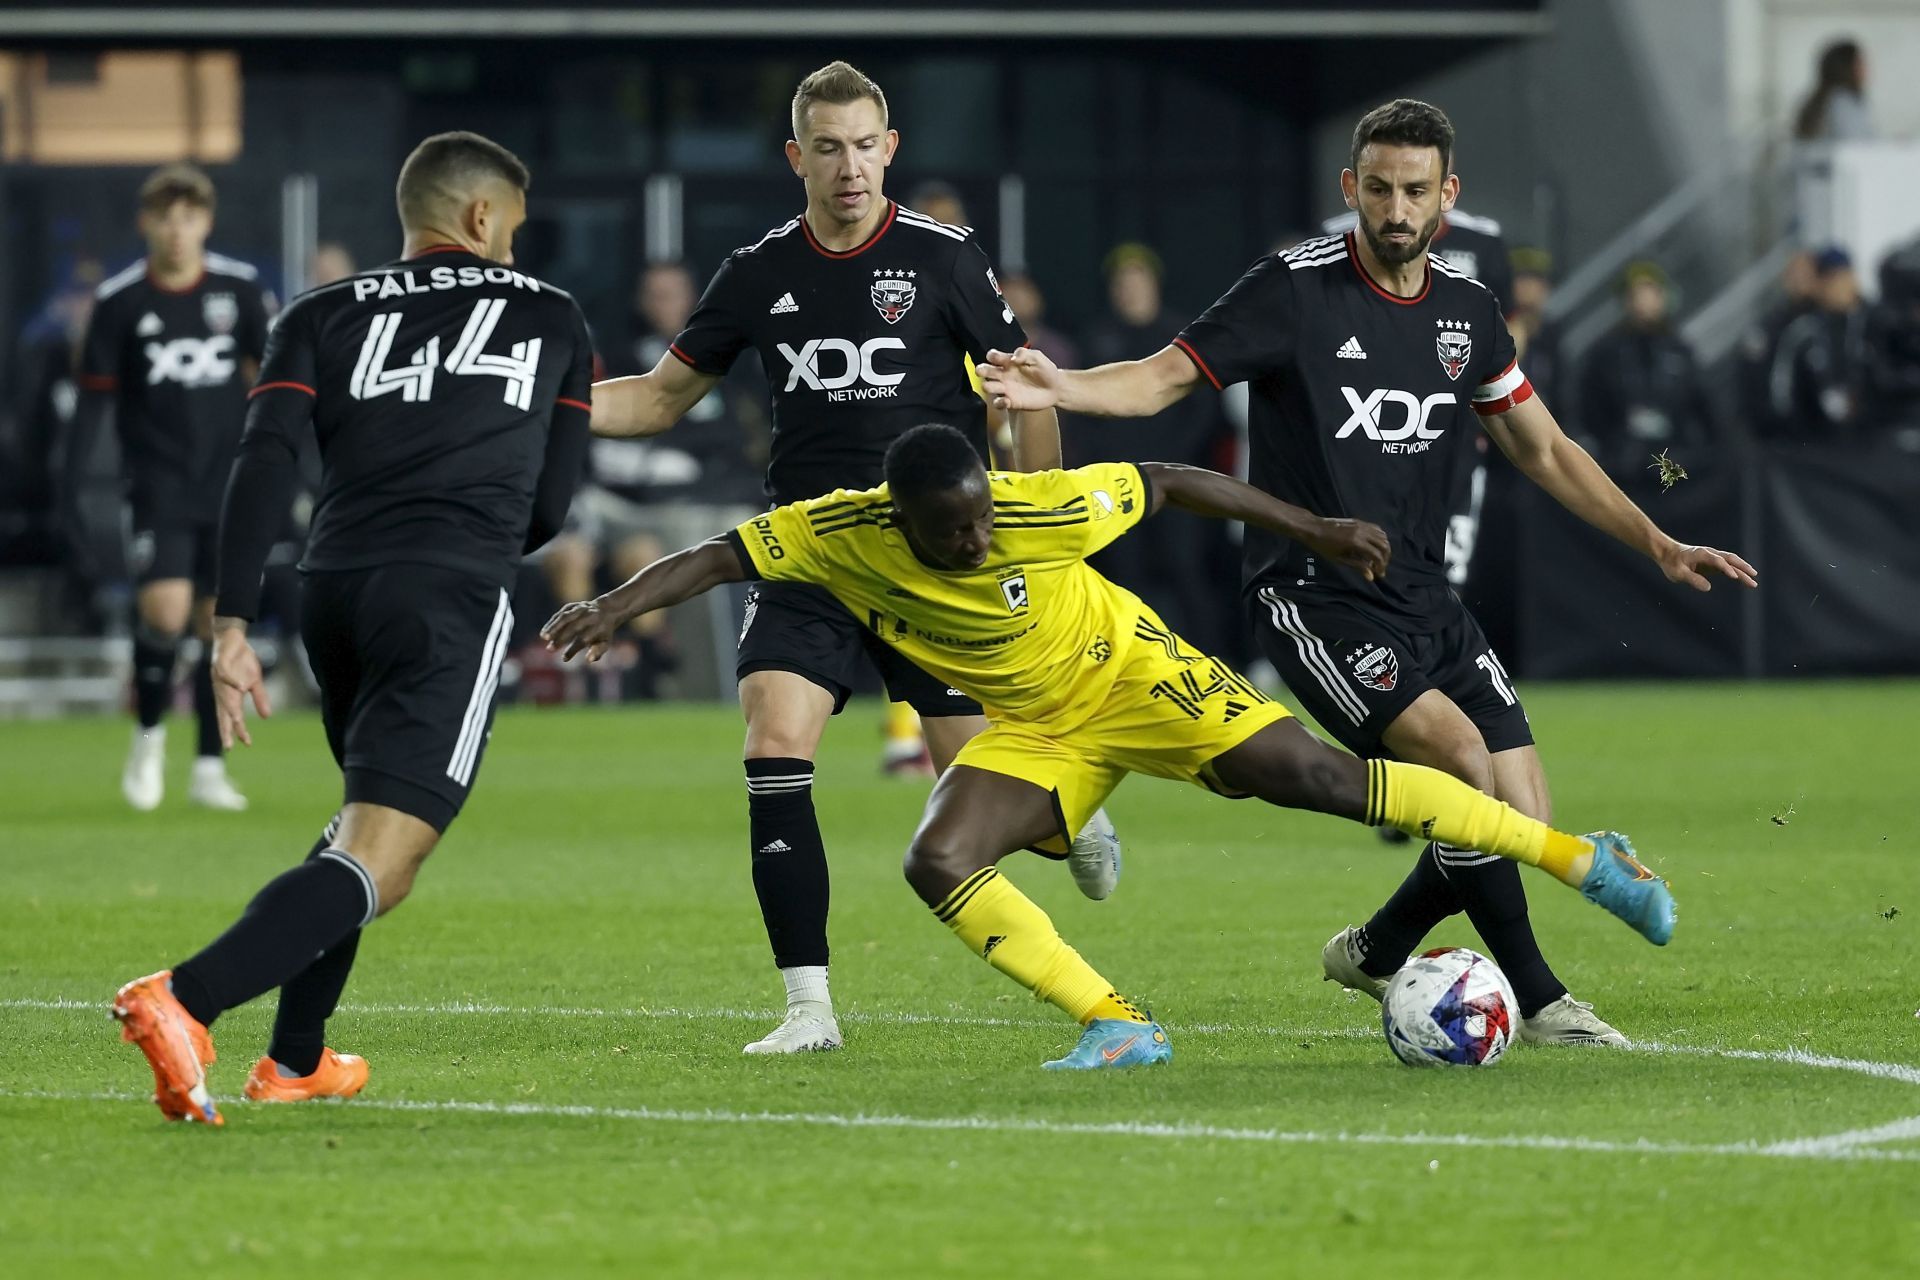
xmin=871 ymin=271 xmax=916 ymax=324
xmin=1436 ymin=325 xmax=1471 ymax=381
xmin=203 ymin=292 xmax=239 ymax=335
xmin=1347 ymin=643 xmax=1400 ymax=692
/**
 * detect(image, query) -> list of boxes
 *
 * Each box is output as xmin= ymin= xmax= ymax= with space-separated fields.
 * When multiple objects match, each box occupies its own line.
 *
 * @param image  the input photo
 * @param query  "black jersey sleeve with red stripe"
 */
xmin=670 ymin=255 xmax=750 ymax=378
xmin=1467 ymin=293 xmax=1532 ymax=416
xmin=77 ymin=287 xmax=128 ymax=391
xmin=946 ymin=239 xmax=1027 ymax=362
xmin=524 ymin=305 xmax=595 ymax=553
xmin=1173 ymin=254 xmax=1298 ymax=390
xmin=216 ymin=296 xmax=319 ymax=619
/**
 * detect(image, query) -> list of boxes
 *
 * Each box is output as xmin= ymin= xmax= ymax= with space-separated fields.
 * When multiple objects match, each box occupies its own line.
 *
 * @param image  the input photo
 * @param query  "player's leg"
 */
xmin=886 ymin=649 xmax=1124 ymax=902
xmin=906 ymin=751 xmax=1166 ymax=1070
xmin=1204 ymin=718 xmax=1675 ymax=943
xmin=734 ymin=582 xmax=856 ymax=1054
xmin=123 ymin=522 xmax=194 ymax=809
xmin=186 ymin=577 xmax=247 ymax=811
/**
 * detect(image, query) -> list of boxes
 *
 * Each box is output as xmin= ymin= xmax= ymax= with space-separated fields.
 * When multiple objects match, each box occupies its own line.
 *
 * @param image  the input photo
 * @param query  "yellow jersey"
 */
xmin=730 ymin=463 xmax=1154 ymax=730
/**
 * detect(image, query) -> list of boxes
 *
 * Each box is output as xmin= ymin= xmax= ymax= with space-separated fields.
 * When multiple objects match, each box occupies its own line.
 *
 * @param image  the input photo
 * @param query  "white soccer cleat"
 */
xmin=122 ymin=727 xmax=166 ymax=812
xmin=1067 ymin=807 xmax=1123 ymax=901
xmin=1321 ymin=924 xmax=1392 ymax=1002
xmin=742 ymin=1004 xmax=843 ymax=1055
xmin=1520 ymin=994 xmax=1628 ymax=1047
xmin=188 ymin=757 xmax=248 ymax=812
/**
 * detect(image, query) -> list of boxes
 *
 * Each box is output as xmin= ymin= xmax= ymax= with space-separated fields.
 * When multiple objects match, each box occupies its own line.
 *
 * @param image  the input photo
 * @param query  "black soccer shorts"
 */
xmin=125 ymin=501 xmax=218 ymax=595
xmin=301 ymin=564 xmax=515 ymax=832
xmin=735 ymin=579 xmax=983 ymax=717
xmin=1247 ymin=584 xmax=1532 ymax=759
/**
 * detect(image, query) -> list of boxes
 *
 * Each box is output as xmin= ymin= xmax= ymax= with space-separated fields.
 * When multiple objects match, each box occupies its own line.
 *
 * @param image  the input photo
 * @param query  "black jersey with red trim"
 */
xmin=227 ymin=248 xmax=593 ymax=600
xmin=1321 ymin=209 xmax=1514 ymax=316
xmin=79 ymin=253 xmax=270 ymax=509
xmin=669 ymin=200 xmax=1025 ymax=504
xmin=1175 ymin=231 xmax=1532 ymax=626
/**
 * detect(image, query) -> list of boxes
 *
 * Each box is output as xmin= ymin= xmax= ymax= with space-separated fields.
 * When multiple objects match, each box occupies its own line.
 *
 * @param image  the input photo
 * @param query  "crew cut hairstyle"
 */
xmin=791 ymin=60 xmax=888 ymax=141
xmin=1349 ymin=98 xmax=1455 ymax=177
xmin=395 ymin=131 xmax=531 ymax=227
xmin=884 ymin=423 xmax=982 ymax=503
xmin=138 ymin=164 xmax=216 ymax=214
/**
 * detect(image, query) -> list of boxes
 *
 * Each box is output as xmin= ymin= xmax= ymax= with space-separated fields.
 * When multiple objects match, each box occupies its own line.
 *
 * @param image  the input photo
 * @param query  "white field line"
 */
xmin=1760 ymin=1114 xmax=1920 ymax=1157
xmin=5 ymin=1087 xmax=1919 ymax=1165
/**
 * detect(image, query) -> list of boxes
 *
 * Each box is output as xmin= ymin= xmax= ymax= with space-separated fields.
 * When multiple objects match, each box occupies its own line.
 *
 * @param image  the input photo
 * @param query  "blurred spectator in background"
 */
xmin=906 ymin=180 xmax=968 ymax=228
xmin=539 ymin=259 xmax=765 ymax=698
xmin=1068 ymin=242 xmax=1232 ymax=653
xmin=307 ymin=242 xmax=357 ymax=289
xmin=1769 ymin=247 xmax=1867 ymax=439
xmin=1507 ymin=247 xmax=1564 ymax=407
xmin=1794 ymin=39 xmax=1873 ymax=142
xmin=1738 ymin=249 xmax=1818 ymax=433
xmin=1577 ymin=261 xmax=1715 ymax=473
xmin=999 ymin=271 xmax=1077 ymax=369
xmin=1865 ymin=236 xmax=1920 ymax=443
xmin=4 ymin=260 xmax=102 ymax=568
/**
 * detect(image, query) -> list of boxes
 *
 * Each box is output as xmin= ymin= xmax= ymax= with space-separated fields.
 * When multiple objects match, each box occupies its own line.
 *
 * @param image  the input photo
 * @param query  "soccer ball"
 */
xmin=1381 ymin=947 xmax=1519 ymax=1068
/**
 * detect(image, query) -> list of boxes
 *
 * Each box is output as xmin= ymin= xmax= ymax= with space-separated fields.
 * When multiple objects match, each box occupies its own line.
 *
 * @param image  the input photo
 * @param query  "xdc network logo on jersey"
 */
xmin=777 ymin=337 xmax=906 ymax=402
xmin=145 ymin=335 xmax=236 ymax=388
xmin=1334 ymin=387 xmax=1456 ymax=455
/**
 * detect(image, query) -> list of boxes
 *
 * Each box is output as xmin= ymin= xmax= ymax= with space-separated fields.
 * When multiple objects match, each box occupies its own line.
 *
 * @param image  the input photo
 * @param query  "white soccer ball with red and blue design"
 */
xmin=1381 ymin=946 xmax=1518 ymax=1068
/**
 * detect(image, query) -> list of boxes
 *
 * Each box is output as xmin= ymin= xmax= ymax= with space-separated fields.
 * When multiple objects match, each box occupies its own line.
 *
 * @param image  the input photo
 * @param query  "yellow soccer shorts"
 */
xmin=951 ymin=624 xmax=1293 ymax=853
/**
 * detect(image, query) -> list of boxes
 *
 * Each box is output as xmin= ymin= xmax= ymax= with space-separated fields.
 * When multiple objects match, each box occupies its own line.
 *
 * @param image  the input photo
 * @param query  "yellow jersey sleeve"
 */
xmin=730 ymin=499 xmax=831 ymax=584
xmin=1049 ymin=462 xmax=1152 ymax=558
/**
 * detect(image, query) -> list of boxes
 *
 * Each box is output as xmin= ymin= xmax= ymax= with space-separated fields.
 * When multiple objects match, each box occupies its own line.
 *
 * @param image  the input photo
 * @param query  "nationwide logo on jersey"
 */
xmin=997 ymin=569 xmax=1030 ymax=614
xmin=1436 ymin=319 xmax=1472 ymax=381
xmin=203 ymin=292 xmax=239 ymax=335
xmin=871 ymin=268 xmax=917 ymax=324
xmin=1347 ymin=643 xmax=1400 ymax=692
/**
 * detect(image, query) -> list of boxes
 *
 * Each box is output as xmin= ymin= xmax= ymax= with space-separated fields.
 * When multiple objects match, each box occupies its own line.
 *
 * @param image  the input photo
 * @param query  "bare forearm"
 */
xmin=598 ymin=538 xmax=742 ymax=621
xmin=1141 ymin=462 xmax=1317 ymax=542
xmin=589 ymin=375 xmax=678 ymax=438
xmin=1009 ymin=407 xmax=1061 ymax=471
xmin=1519 ymin=434 xmax=1673 ymax=560
xmin=1056 ymin=359 xmax=1191 ymax=418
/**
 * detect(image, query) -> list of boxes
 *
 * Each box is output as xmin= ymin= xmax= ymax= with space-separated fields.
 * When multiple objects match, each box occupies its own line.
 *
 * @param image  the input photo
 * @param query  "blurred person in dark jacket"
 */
xmin=1507 ymin=247 xmax=1564 ymax=409
xmin=1738 ymin=250 xmax=1817 ymax=433
xmin=7 ymin=261 xmax=101 ymax=567
xmin=1000 ymin=271 xmax=1078 ymax=369
xmin=1577 ymin=261 xmax=1715 ymax=473
xmin=1864 ymin=237 xmax=1920 ymax=438
xmin=1769 ymin=247 xmax=1867 ymax=439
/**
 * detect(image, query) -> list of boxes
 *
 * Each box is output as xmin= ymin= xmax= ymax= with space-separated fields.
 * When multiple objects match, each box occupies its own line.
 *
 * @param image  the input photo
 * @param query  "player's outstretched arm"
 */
xmin=1137 ymin=462 xmax=1392 ymax=581
xmin=589 ymin=352 xmax=720 ymax=439
xmin=1008 ymin=406 xmax=1062 ymax=471
xmin=542 ymin=537 xmax=745 ymax=662
xmin=1481 ymin=394 xmax=1758 ymax=592
xmin=978 ymin=345 xmax=1200 ymax=419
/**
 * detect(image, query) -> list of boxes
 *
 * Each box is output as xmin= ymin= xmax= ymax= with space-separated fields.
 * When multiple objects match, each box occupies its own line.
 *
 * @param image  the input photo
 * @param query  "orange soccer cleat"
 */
xmin=111 ymin=970 xmax=221 ymax=1126
xmin=244 ymin=1048 xmax=369 ymax=1103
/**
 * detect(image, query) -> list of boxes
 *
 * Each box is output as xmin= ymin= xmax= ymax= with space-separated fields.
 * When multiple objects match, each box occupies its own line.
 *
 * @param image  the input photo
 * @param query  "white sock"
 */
xmin=781 ymin=965 xmax=831 ymax=1011
xmin=191 ymin=756 xmax=226 ymax=779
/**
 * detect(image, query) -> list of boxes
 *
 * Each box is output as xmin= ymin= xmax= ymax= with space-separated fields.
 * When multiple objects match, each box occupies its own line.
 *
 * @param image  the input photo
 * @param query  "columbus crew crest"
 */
xmin=871 ymin=269 xmax=916 ymax=324
xmin=203 ymin=292 xmax=239 ymax=335
xmin=1347 ymin=642 xmax=1401 ymax=692
xmin=1436 ymin=319 xmax=1472 ymax=381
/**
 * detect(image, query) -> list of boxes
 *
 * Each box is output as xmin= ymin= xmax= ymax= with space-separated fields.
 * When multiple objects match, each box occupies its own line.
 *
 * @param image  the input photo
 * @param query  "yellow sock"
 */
xmin=1365 ymin=759 xmax=1595 ymax=887
xmin=884 ymin=701 xmax=922 ymax=746
xmin=933 ymin=867 xmax=1150 ymax=1025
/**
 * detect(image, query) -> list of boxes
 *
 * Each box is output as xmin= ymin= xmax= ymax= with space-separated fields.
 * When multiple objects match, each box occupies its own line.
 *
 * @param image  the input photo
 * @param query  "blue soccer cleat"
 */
xmin=1042 ymin=1018 xmax=1172 ymax=1071
xmin=1579 ymin=831 xmax=1676 ymax=945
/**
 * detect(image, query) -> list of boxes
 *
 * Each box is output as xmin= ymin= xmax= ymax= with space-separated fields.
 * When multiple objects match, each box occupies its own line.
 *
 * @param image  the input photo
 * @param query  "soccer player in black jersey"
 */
xmin=111 ymin=132 xmax=592 ymax=1124
xmin=982 ymin=99 xmax=1756 ymax=1048
xmin=76 ymin=165 xmax=270 ymax=813
xmin=590 ymin=61 xmax=1121 ymax=1055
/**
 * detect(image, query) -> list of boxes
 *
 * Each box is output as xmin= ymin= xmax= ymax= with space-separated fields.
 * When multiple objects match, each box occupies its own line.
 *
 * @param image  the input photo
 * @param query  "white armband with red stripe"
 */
xmin=1471 ymin=360 xmax=1533 ymax=416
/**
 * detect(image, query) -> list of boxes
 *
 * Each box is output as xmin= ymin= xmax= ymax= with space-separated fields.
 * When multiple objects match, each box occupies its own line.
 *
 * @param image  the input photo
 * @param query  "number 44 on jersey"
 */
xmin=350 ymin=298 xmax=541 ymax=411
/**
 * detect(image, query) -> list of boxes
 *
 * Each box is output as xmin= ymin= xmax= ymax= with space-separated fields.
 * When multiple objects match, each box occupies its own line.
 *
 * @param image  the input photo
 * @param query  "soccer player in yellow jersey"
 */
xmin=543 ymin=424 xmax=1676 ymax=1070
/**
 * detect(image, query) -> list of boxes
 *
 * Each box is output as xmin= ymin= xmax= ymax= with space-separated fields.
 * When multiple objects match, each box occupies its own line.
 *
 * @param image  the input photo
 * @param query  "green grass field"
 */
xmin=3 ymin=682 xmax=1916 ymax=1277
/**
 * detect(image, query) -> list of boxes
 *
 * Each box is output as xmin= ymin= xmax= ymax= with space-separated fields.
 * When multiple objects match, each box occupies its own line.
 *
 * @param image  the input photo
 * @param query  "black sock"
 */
xmin=1358 ymin=841 xmax=1463 ymax=978
xmin=266 ymin=816 xmax=358 ymax=1076
xmin=745 ymin=757 xmax=828 ymax=970
xmin=1440 ymin=849 xmax=1567 ymax=1018
xmin=132 ymin=625 xmax=179 ymax=729
xmin=169 ymin=845 xmax=377 ymax=1028
xmin=192 ymin=648 xmax=222 ymax=758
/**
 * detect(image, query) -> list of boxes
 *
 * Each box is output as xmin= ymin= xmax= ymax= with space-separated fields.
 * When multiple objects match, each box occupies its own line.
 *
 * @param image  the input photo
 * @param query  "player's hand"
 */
xmin=1309 ymin=518 xmax=1393 ymax=582
xmin=1658 ymin=542 xmax=1758 ymax=592
xmin=977 ymin=347 xmax=1063 ymax=413
xmin=541 ymin=598 xmax=623 ymax=663
xmin=210 ymin=623 xmax=271 ymax=749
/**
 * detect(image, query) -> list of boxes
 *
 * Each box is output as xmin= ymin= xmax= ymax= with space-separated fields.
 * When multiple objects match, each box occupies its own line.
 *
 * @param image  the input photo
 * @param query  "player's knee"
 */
xmin=902 ymin=830 xmax=979 ymax=903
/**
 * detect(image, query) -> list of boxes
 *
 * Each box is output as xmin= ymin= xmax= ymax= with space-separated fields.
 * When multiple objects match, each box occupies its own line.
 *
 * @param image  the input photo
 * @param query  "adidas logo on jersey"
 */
xmin=136 ymin=312 xmax=165 ymax=338
xmin=769 ymin=292 xmax=799 ymax=314
xmin=1336 ymin=336 xmax=1367 ymax=359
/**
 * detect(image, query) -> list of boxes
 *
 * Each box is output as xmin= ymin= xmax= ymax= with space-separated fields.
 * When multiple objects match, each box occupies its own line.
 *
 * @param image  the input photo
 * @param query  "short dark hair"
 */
xmin=138 ymin=164 xmax=215 ymax=215
xmin=792 ymin=60 xmax=888 ymax=140
xmin=884 ymin=424 xmax=983 ymax=502
xmin=396 ymin=131 xmax=531 ymax=228
xmin=1349 ymin=98 xmax=1455 ymax=176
